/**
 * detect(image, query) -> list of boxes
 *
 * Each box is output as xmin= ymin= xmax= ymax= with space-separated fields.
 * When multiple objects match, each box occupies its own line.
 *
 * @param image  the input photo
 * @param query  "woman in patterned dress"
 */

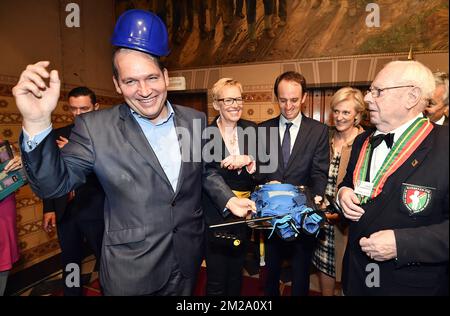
xmin=312 ymin=87 xmax=366 ymax=296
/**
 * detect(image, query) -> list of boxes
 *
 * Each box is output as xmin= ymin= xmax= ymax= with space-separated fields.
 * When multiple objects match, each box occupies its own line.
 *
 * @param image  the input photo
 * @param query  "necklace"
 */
xmin=217 ymin=117 xmax=238 ymax=155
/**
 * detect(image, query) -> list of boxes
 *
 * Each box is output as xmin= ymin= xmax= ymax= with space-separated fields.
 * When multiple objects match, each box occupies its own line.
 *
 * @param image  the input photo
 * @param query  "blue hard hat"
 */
xmin=111 ymin=9 xmax=170 ymax=57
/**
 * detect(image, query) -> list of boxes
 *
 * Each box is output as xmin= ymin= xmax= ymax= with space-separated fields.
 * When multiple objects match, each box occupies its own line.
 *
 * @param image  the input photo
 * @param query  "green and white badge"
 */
xmin=402 ymin=183 xmax=432 ymax=215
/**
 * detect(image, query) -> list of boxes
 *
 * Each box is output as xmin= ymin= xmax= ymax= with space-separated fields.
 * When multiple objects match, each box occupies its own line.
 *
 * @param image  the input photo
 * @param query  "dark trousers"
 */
xmin=148 ymin=262 xmax=196 ymax=296
xmin=57 ymin=216 xmax=104 ymax=296
xmin=235 ymin=0 xmax=244 ymax=15
xmin=264 ymin=233 xmax=315 ymax=296
xmin=246 ymin=0 xmax=256 ymax=24
xmin=276 ymin=0 xmax=287 ymax=20
xmin=246 ymin=0 xmax=274 ymax=23
xmin=263 ymin=0 xmax=274 ymax=15
xmin=205 ymin=228 xmax=248 ymax=296
xmin=154 ymin=1 xmax=168 ymax=25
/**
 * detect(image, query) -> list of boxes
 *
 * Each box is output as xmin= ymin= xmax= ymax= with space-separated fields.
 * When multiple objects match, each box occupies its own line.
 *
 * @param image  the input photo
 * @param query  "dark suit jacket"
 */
xmin=42 ymin=124 xmax=104 ymax=222
xmin=340 ymin=125 xmax=449 ymax=295
xmin=256 ymin=114 xmax=329 ymax=197
xmin=21 ymin=103 xmax=234 ymax=295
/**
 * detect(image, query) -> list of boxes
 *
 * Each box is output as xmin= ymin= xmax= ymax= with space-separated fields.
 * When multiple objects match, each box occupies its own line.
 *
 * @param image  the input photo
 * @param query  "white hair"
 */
xmin=383 ymin=61 xmax=436 ymax=106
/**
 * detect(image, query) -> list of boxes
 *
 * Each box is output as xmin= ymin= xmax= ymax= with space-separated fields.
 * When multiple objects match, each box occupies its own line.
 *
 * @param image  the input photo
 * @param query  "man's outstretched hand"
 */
xmin=226 ymin=197 xmax=256 ymax=218
xmin=12 ymin=61 xmax=61 ymax=136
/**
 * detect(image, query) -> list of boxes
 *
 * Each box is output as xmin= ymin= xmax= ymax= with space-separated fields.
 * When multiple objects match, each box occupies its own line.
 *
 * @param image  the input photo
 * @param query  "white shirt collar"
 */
xmin=374 ymin=114 xmax=425 ymax=143
xmin=435 ymin=115 xmax=446 ymax=125
xmin=279 ymin=111 xmax=302 ymax=128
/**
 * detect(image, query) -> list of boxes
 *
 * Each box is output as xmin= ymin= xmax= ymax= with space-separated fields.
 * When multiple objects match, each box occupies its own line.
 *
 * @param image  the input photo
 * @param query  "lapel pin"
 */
xmin=411 ymin=159 xmax=418 ymax=167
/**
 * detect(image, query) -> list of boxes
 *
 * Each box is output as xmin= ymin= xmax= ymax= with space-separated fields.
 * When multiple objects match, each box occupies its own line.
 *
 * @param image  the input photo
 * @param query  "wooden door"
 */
xmin=168 ymin=90 xmax=208 ymax=114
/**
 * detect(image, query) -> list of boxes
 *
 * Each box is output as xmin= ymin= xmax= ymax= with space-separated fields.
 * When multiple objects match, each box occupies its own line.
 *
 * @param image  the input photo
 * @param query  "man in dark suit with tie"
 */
xmin=257 ymin=71 xmax=329 ymax=296
xmin=42 ymin=87 xmax=104 ymax=296
xmin=13 ymin=10 xmax=254 ymax=296
xmin=338 ymin=60 xmax=448 ymax=295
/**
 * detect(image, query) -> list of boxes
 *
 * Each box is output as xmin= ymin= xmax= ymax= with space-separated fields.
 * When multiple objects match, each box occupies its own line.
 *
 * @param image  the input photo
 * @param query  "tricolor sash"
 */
xmin=353 ymin=117 xmax=433 ymax=204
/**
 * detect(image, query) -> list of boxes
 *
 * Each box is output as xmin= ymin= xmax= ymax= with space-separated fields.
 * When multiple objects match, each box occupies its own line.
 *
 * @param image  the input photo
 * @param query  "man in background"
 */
xmin=42 ymin=86 xmax=104 ymax=296
xmin=424 ymin=71 xmax=448 ymax=125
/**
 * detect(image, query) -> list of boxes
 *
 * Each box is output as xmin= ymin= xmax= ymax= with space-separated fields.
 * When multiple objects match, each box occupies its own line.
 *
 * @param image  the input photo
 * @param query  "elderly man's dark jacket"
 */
xmin=340 ymin=125 xmax=449 ymax=296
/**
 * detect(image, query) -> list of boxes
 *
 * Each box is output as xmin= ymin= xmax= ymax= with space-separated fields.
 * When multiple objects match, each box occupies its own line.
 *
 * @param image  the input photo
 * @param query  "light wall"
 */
xmin=0 ymin=0 xmax=116 ymax=95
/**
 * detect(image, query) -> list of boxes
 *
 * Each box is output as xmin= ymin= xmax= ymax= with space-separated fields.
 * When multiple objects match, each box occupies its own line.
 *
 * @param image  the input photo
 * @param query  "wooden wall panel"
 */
xmin=323 ymin=89 xmax=335 ymax=126
xmin=311 ymin=90 xmax=323 ymax=122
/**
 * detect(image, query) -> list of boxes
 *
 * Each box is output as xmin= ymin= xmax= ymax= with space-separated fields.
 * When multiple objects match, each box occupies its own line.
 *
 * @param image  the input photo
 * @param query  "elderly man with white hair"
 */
xmin=424 ymin=72 xmax=449 ymax=126
xmin=337 ymin=60 xmax=449 ymax=296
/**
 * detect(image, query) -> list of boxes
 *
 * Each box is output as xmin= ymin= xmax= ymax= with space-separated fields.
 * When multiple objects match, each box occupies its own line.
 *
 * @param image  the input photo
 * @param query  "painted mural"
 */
xmin=115 ymin=0 xmax=448 ymax=69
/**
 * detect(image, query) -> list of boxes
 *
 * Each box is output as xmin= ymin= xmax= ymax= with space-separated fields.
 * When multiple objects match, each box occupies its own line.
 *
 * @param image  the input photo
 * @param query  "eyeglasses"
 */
xmin=366 ymin=85 xmax=415 ymax=98
xmin=216 ymin=97 xmax=244 ymax=106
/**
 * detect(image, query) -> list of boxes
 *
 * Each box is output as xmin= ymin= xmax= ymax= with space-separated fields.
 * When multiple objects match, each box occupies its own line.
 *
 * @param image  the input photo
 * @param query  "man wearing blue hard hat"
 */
xmin=13 ymin=9 xmax=256 ymax=296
